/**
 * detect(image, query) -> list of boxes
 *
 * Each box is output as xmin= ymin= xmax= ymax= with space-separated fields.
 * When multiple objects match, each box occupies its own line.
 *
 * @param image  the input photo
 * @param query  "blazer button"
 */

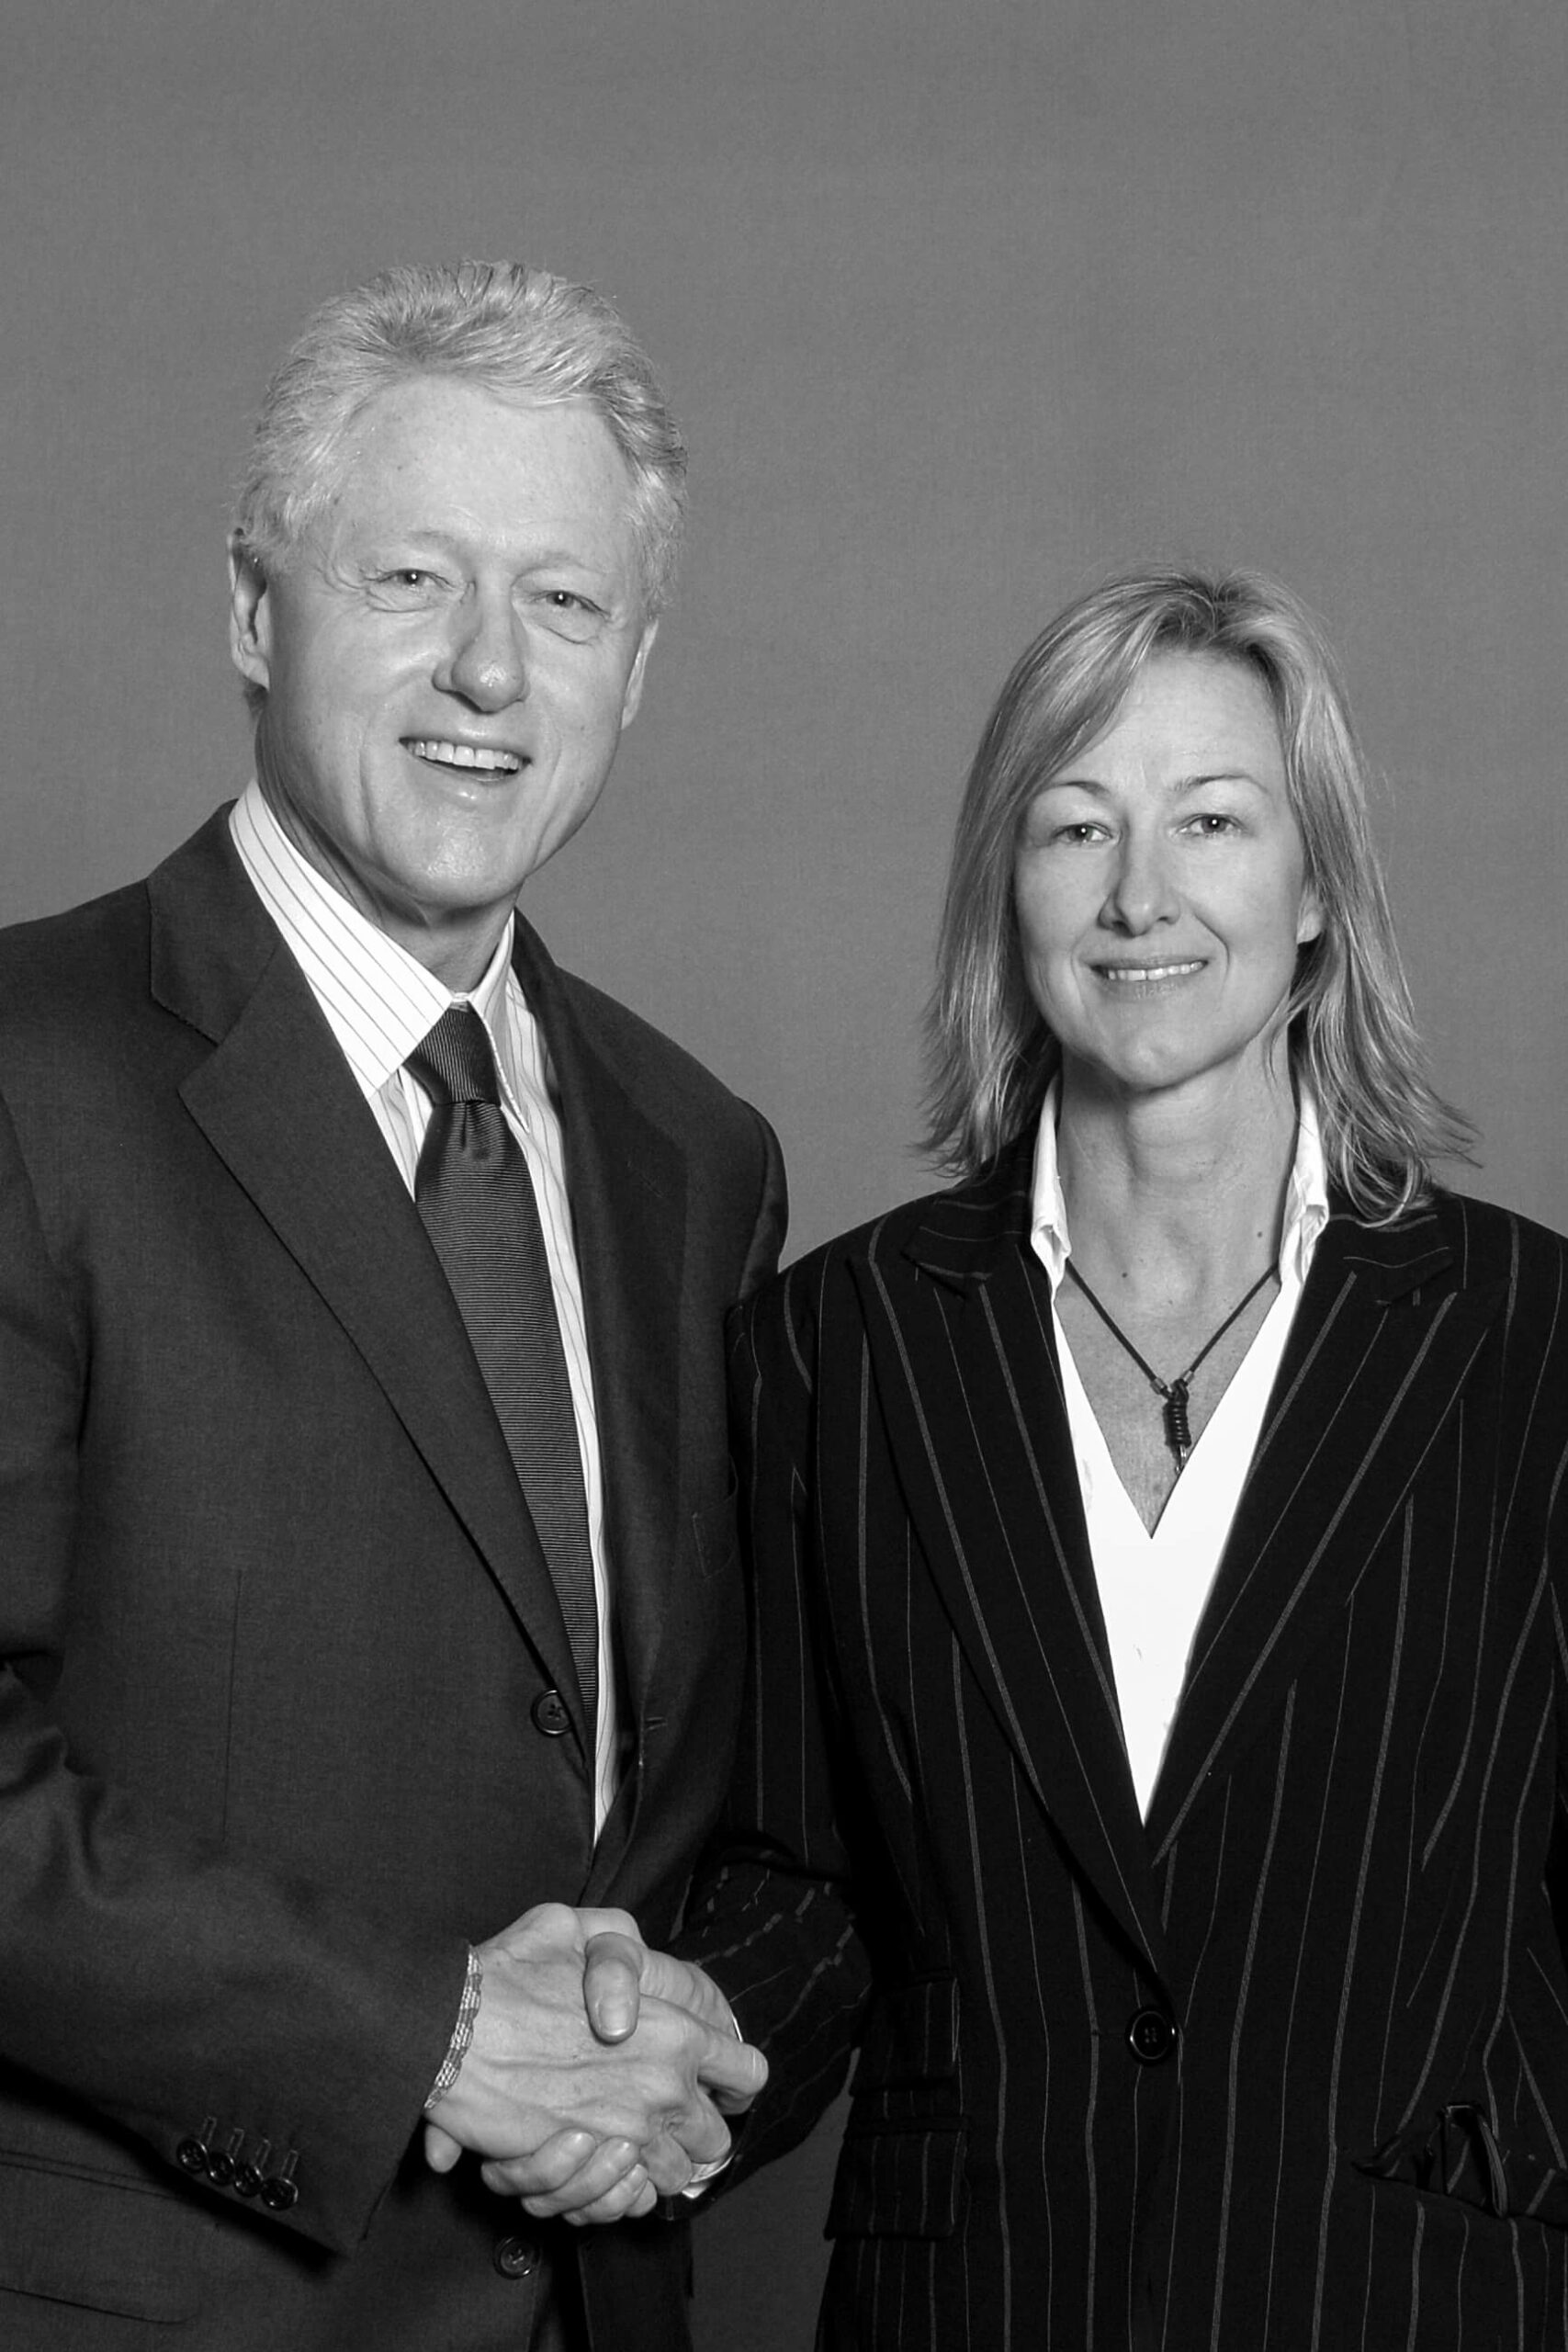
xmin=261 ymin=2152 xmax=300 ymax=2212
xmin=494 ymin=2231 xmax=541 ymax=2278
xmin=531 ymin=1689 xmax=571 ymax=1737
xmin=175 ymin=2137 xmax=209 ymax=2176
xmin=1126 ymin=2007 xmax=1178 ymax=2064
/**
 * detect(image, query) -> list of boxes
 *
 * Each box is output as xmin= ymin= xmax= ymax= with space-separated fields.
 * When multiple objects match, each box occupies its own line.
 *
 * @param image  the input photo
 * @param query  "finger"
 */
xmin=521 ymin=2146 xmax=649 ymax=2221
xmin=423 ymin=2120 xmax=464 ymax=2174
xmin=582 ymin=1931 xmax=647 ymax=2042
xmin=560 ymin=2165 xmax=657 ymax=2226
xmin=661 ymin=2093 xmax=734 ymax=2174
xmin=634 ymin=2125 xmax=701 ymax=2196
xmin=633 ymin=1950 xmax=736 ymax=2035
xmin=572 ymin=1907 xmax=641 ymax=1940
xmin=696 ymin=2029 xmax=768 ymax=2108
xmin=475 ymin=2129 xmax=599 ymax=2200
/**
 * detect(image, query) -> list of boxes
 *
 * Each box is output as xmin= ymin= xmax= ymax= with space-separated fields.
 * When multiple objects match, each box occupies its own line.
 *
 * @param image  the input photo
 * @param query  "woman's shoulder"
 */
xmin=739 ymin=1137 xmax=1038 ymax=1350
xmin=1326 ymin=1183 xmax=1566 ymax=1285
xmin=1427 ymin=1184 xmax=1568 ymax=1289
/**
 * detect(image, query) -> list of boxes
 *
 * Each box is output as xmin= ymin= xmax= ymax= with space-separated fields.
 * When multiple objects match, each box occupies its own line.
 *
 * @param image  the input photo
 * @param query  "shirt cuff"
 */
xmin=424 ymin=1947 xmax=484 ymax=2113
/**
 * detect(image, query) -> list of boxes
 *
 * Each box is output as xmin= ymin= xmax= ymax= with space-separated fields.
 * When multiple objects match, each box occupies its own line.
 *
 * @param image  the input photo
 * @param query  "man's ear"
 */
xmin=228 ymin=534 xmax=273 ymax=695
xmin=618 ymin=618 xmax=660 ymax=731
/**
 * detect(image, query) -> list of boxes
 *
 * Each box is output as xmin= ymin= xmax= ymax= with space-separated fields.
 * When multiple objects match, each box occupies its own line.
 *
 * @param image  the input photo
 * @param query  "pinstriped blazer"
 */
xmin=683 ymin=1136 xmax=1568 ymax=2351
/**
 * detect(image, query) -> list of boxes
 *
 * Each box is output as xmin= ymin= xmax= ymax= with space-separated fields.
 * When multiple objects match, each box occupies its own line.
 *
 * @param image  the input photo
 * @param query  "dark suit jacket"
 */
xmin=0 ymin=809 xmax=784 ymax=2350
xmin=684 ymin=1136 xmax=1568 ymax=2350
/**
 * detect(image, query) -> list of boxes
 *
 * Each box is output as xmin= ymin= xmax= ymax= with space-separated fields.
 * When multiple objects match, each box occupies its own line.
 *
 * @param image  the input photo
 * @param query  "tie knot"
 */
xmin=407 ymin=1004 xmax=502 ymax=1106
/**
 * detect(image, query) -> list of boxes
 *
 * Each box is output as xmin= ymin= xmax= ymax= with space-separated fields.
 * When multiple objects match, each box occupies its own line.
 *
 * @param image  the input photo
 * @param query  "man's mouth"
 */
xmin=404 ymin=739 xmax=525 ymax=775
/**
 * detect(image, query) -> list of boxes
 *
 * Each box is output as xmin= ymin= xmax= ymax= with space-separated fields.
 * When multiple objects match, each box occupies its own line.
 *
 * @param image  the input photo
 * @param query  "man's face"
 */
xmin=230 ymin=375 xmax=656 ymax=987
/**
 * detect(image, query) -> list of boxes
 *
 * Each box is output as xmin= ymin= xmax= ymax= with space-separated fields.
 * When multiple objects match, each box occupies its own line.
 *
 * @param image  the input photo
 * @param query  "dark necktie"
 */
xmin=407 ymin=1004 xmax=597 ymax=1728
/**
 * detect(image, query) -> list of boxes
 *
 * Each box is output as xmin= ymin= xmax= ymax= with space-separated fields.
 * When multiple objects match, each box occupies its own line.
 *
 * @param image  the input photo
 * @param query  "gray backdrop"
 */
xmin=4 ymin=2 xmax=1564 ymax=2342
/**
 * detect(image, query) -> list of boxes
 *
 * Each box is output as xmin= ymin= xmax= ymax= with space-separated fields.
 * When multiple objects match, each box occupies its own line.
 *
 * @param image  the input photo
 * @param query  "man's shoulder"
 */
xmin=0 ymin=810 xmax=254 ymax=1071
xmin=558 ymin=969 xmax=739 ymax=1103
xmin=0 ymin=874 xmax=153 ymax=1032
xmin=517 ymin=920 xmax=763 ymax=1148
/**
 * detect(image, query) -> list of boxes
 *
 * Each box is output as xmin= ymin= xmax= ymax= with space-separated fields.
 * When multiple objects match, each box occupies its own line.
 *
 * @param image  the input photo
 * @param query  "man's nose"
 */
xmin=1102 ymin=831 xmax=1179 ymax=933
xmin=438 ymin=588 xmax=528 ymax=712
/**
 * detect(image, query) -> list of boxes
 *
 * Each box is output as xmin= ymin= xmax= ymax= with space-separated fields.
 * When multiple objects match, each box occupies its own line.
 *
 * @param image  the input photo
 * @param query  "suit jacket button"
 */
xmin=1126 ymin=2007 xmax=1177 ymax=2064
xmin=494 ymin=2232 xmax=541 ymax=2278
xmin=176 ymin=2137 xmax=209 ymax=2175
xmin=233 ymin=2164 xmax=264 ymax=2198
xmin=531 ymin=1689 xmax=571 ymax=1737
xmin=261 ymin=2175 xmax=299 ymax=2212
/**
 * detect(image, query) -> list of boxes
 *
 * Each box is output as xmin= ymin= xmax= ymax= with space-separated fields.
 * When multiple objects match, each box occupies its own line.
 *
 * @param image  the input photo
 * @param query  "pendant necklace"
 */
xmin=1063 ymin=1259 xmax=1277 ymax=1467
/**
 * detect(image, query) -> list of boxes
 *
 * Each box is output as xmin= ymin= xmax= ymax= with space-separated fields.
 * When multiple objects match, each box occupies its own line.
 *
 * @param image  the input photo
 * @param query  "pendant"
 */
xmin=1162 ymin=1380 xmax=1193 ymax=1465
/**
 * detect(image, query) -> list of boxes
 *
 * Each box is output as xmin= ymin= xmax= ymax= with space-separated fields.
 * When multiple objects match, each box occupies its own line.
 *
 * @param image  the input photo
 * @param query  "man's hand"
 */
xmin=420 ymin=1905 xmax=762 ymax=2223
xmin=470 ymin=1919 xmax=750 ymax=2221
xmin=580 ymin=1925 xmax=739 ymax=2048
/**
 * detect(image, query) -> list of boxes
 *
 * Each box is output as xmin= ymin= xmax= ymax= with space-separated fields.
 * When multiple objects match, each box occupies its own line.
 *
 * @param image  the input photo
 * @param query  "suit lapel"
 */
xmin=147 ymin=816 xmax=586 ymax=1720
xmin=1146 ymin=1201 xmax=1506 ymax=1858
xmin=865 ymin=1144 xmax=1171 ymax=1980
xmin=511 ymin=921 xmax=687 ymax=1731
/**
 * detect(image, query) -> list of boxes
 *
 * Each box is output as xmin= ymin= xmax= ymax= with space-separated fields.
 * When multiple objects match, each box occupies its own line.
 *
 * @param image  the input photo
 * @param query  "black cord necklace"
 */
xmin=1063 ymin=1260 xmax=1278 ymax=1467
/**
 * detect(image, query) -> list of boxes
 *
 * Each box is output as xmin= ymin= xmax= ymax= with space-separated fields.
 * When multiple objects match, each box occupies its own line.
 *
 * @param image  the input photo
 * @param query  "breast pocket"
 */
xmin=827 ymin=1974 xmax=967 ymax=2241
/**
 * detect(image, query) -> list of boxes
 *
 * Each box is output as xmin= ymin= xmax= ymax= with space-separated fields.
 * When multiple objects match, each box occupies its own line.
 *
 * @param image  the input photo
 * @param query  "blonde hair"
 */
xmin=925 ymin=567 xmax=1473 ymax=1218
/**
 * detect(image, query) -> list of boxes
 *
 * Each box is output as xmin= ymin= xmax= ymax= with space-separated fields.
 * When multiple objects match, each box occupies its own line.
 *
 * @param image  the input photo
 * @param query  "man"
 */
xmin=0 ymin=261 xmax=784 ymax=2350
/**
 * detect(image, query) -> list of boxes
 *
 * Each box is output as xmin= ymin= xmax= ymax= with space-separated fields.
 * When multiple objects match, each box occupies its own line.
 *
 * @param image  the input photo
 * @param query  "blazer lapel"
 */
xmin=147 ymin=816 xmax=587 ymax=1723
xmin=866 ymin=1143 xmax=1171 ymax=1981
xmin=511 ymin=921 xmax=687 ymax=1730
xmin=1146 ymin=1201 xmax=1506 ymax=1858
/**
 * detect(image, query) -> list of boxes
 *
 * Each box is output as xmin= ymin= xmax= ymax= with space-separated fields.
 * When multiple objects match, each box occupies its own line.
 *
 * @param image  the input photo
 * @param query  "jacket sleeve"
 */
xmin=738 ymin=1105 xmax=789 ymax=1306
xmin=677 ymin=1254 xmax=874 ymax=2178
xmin=0 ymin=1086 xmax=466 ymax=2255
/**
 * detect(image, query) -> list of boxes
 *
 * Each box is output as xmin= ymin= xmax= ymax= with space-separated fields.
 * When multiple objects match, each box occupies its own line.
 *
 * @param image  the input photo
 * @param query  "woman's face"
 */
xmin=1013 ymin=651 xmax=1322 ymax=1110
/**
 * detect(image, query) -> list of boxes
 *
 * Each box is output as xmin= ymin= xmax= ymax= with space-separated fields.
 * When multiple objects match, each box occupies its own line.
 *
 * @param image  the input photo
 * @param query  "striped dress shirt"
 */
xmin=231 ymin=782 xmax=618 ymax=1830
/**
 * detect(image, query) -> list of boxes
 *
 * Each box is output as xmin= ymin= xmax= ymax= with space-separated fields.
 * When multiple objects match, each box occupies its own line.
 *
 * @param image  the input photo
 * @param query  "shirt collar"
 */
xmin=1028 ymin=1076 xmax=1330 ymax=1294
xmin=230 ymin=779 xmax=517 ymax=1096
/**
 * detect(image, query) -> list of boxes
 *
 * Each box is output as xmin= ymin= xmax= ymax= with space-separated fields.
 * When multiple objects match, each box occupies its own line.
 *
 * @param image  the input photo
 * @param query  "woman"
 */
xmin=682 ymin=569 xmax=1568 ymax=2348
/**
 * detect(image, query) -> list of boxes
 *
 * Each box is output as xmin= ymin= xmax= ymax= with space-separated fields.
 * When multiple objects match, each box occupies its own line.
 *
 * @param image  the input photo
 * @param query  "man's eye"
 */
xmin=366 ymin=569 xmax=443 ymax=601
xmin=532 ymin=590 xmax=603 ymax=639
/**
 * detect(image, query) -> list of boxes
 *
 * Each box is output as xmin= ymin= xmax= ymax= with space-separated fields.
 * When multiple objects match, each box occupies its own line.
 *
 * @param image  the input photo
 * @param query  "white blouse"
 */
xmin=1028 ymin=1084 xmax=1329 ymax=1817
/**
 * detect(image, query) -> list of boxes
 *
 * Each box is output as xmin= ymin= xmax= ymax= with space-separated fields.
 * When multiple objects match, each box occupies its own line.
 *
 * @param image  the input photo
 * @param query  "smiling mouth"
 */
xmin=1093 ymin=961 xmax=1206 ymax=985
xmin=404 ymin=738 xmax=525 ymax=775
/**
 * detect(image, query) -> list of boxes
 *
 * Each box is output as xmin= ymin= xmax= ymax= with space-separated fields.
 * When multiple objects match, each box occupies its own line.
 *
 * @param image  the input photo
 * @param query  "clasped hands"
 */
xmin=422 ymin=1903 xmax=761 ymax=2225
